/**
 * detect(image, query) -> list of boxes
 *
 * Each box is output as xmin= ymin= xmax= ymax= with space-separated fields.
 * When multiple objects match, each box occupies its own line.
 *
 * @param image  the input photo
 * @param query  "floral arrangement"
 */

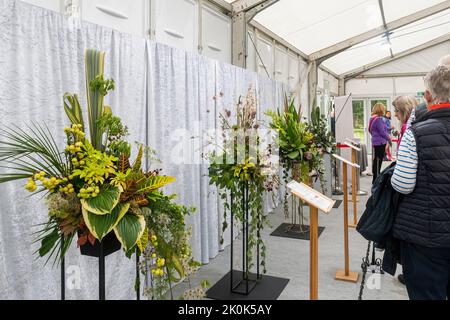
xmin=0 ymin=49 xmax=198 ymax=292
xmin=208 ymin=87 xmax=273 ymax=274
xmin=266 ymin=99 xmax=335 ymax=219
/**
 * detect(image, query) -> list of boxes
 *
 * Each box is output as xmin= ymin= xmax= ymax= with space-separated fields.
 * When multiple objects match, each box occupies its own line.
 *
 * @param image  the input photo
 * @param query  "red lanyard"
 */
xmin=428 ymin=103 xmax=450 ymax=111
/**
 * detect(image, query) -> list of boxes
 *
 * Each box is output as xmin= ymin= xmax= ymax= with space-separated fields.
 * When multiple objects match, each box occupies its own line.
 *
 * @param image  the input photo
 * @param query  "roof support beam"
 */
xmin=231 ymin=0 xmax=279 ymax=68
xmin=309 ymin=0 xmax=450 ymax=62
xmin=343 ymin=33 xmax=450 ymax=79
xmin=353 ymin=72 xmax=427 ymax=79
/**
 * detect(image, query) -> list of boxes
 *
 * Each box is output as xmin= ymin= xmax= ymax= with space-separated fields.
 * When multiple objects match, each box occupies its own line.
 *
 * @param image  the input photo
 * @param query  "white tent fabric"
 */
xmin=225 ymin=0 xmax=450 ymax=76
xmin=361 ymin=41 xmax=450 ymax=75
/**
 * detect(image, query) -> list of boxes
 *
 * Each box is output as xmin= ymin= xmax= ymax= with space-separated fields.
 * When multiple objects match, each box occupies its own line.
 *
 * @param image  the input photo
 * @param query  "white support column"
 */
xmin=308 ymin=60 xmax=318 ymax=117
xmin=231 ymin=0 xmax=279 ymax=68
xmin=338 ymin=78 xmax=345 ymax=96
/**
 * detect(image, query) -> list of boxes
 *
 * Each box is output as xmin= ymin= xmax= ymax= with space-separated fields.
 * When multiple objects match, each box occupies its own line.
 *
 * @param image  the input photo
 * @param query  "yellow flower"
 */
xmin=156 ymin=258 xmax=165 ymax=267
xmin=150 ymin=235 xmax=157 ymax=242
xmin=151 ymin=253 xmax=157 ymax=259
xmin=25 ymin=179 xmax=37 ymax=192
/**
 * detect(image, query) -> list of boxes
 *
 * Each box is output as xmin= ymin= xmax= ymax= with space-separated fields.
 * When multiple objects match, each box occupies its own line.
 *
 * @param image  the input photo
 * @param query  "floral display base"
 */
xmin=206 ymin=270 xmax=289 ymax=300
xmin=270 ymin=223 xmax=325 ymax=240
xmin=78 ymin=232 xmax=121 ymax=257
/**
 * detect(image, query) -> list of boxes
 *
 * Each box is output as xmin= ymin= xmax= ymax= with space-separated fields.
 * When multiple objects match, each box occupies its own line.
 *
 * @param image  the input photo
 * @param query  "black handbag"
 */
xmin=357 ymin=162 xmax=401 ymax=246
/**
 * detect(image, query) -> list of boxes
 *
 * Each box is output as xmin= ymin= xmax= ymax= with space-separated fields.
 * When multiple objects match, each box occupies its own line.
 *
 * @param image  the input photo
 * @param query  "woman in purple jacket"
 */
xmin=369 ymin=103 xmax=391 ymax=183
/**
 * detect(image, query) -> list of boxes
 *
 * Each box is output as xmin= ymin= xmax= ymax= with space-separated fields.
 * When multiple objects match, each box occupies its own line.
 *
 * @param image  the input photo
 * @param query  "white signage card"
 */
xmin=343 ymin=141 xmax=361 ymax=152
xmin=287 ymin=180 xmax=335 ymax=214
xmin=332 ymin=154 xmax=360 ymax=168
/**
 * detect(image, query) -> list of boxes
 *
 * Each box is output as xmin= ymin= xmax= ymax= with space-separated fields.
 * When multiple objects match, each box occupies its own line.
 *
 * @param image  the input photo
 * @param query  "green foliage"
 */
xmin=63 ymin=93 xmax=85 ymax=132
xmin=208 ymin=88 xmax=270 ymax=275
xmin=97 ymin=112 xmax=131 ymax=156
xmin=142 ymin=192 xmax=198 ymax=299
xmin=71 ymin=140 xmax=118 ymax=185
xmin=89 ymin=75 xmax=115 ymax=96
xmin=309 ymin=106 xmax=336 ymax=154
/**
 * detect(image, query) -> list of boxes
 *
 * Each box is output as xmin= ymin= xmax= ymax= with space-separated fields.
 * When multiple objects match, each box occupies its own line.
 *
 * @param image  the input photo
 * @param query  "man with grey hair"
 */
xmin=391 ymin=65 xmax=450 ymax=300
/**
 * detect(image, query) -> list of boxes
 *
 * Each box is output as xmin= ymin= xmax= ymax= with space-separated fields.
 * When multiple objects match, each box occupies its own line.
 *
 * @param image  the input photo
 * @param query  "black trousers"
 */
xmin=400 ymin=241 xmax=450 ymax=300
xmin=372 ymin=144 xmax=386 ymax=183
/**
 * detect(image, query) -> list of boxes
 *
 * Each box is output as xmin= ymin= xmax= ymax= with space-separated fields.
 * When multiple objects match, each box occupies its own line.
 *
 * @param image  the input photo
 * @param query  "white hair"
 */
xmin=438 ymin=54 xmax=450 ymax=67
xmin=424 ymin=65 xmax=450 ymax=103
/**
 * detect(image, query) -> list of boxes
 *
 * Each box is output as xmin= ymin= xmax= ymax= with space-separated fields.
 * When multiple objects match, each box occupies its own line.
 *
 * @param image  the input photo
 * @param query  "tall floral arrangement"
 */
xmin=0 ymin=49 xmax=197 ymax=290
xmin=208 ymin=87 xmax=273 ymax=274
xmin=266 ymin=98 xmax=330 ymax=220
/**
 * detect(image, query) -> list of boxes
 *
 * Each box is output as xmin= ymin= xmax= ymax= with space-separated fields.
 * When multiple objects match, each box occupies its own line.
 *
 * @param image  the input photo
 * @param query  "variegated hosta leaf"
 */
xmin=81 ymin=186 xmax=121 ymax=215
xmin=114 ymin=213 xmax=146 ymax=252
xmin=82 ymin=202 xmax=130 ymax=241
xmin=136 ymin=175 xmax=176 ymax=194
xmin=136 ymin=227 xmax=149 ymax=254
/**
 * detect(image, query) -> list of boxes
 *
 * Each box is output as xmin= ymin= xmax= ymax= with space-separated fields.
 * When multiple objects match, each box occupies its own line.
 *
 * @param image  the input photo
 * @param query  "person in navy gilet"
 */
xmin=391 ymin=65 xmax=450 ymax=300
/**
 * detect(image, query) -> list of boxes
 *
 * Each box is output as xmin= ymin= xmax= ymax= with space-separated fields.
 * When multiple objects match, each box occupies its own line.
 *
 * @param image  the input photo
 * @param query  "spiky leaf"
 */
xmin=136 ymin=175 xmax=176 ymax=194
xmin=114 ymin=213 xmax=146 ymax=252
xmin=82 ymin=202 xmax=130 ymax=240
xmin=132 ymin=145 xmax=143 ymax=172
xmin=80 ymin=186 xmax=121 ymax=215
xmin=118 ymin=154 xmax=131 ymax=173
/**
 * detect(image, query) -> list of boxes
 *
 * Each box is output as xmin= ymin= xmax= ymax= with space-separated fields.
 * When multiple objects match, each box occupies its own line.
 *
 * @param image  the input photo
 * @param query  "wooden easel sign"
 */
xmin=331 ymin=154 xmax=360 ymax=283
xmin=287 ymin=180 xmax=335 ymax=214
xmin=287 ymin=180 xmax=335 ymax=300
xmin=343 ymin=141 xmax=361 ymax=152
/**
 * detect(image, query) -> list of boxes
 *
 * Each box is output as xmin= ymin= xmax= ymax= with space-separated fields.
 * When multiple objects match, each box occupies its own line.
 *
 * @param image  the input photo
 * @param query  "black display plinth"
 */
xmin=333 ymin=200 xmax=342 ymax=208
xmin=270 ymin=223 xmax=325 ymax=240
xmin=206 ymin=270 xmax=289 ymax=300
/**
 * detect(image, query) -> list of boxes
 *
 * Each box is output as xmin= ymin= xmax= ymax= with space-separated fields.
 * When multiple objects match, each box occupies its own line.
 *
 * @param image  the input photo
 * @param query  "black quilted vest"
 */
xmin=393 ymin=107 xmax=450 ymax=248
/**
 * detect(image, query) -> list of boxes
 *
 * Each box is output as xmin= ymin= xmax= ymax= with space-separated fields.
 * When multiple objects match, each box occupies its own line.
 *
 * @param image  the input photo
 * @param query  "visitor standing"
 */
xmin=391 ymin=65 xmax=450 ymax=300
xmin=369 ymin=103 xmax=391 ymax=183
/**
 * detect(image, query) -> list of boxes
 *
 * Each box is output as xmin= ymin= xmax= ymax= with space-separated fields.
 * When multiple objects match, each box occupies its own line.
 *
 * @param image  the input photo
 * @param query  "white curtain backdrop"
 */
xmin=0 ymin=0 xmax=288 ymax=299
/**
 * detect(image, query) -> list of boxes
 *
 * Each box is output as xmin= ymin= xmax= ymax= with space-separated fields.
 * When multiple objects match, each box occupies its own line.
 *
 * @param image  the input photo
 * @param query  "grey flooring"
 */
xmin=172 ymin=166 xmax=408 ymax=300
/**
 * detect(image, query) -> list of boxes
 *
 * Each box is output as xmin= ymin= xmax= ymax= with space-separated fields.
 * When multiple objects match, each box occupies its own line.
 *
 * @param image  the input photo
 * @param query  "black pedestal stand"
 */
xmin=206 ymin=182 xmax=289 ymax=300
xmin=136 ymin=247 xmax=140 ymax=301
xmin=59 ymin=235 xmax=141 ymax=300
xmin=229 ymin=183 xmax=260 ymax=295
xmin=61 ymin=235 xmax=65 ymax=301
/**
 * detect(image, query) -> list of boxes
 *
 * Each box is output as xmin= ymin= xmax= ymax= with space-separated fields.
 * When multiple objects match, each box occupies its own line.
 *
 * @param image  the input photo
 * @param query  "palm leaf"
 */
xmin=82 ymin=202 xmax=130 ymax=240
xmin=80 ymin=186 xmax=121 ymax=215
xmin=114 ymin=213 xmax=146 ymax=252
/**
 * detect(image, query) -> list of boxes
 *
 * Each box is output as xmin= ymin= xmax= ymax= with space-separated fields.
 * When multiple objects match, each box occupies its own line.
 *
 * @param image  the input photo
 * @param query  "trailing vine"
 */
xmin=208 ymin=87 xmax=274 ymax=276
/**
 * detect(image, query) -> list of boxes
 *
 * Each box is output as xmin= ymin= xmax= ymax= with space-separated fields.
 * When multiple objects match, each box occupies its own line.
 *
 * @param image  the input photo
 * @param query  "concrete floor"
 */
xmin=172 ymin=166 xmax=409 ymax=300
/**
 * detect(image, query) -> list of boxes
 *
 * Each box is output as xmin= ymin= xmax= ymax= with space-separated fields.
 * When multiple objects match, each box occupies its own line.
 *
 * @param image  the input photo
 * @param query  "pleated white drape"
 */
xmin=0 ymin=0 xmax=288 ymax=299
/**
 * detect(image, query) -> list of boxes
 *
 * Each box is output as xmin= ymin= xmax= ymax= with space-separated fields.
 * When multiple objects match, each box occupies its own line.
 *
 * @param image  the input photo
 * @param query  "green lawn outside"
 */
xmin=353 ymin=128 xmax=365 ymax=143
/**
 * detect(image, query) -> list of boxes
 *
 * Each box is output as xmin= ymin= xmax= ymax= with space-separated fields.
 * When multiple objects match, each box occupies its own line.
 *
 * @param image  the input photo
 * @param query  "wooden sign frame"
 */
xmin=331 ymin=155 xmax=360 ymax=283
xmin=287 ymin=181 xmax=335 ymax=300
